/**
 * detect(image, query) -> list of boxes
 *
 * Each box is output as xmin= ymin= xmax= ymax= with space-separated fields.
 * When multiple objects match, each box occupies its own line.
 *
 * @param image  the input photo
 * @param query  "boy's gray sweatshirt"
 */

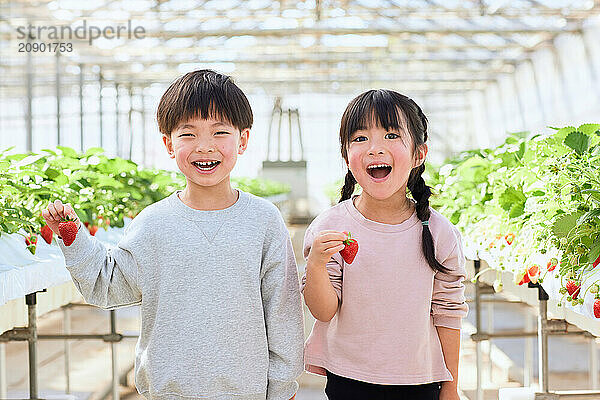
xmin=57 ymin=190 xmax=304 ymax=400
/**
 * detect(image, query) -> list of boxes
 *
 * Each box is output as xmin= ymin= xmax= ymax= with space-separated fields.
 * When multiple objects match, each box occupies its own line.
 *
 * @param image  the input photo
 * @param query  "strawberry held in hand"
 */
xmin=340 ymin=231 xmax=359 ymax=264
xmin=58 ymin=216 xmax=79 ymax=246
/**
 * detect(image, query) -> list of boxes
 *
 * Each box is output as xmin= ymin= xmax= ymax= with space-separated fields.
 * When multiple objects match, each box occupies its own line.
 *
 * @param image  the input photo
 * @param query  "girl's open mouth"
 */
xmin=192 ymin=160 xmax=221 ymax=173
xmin=366 ymin=163 xmax=392 ymax=179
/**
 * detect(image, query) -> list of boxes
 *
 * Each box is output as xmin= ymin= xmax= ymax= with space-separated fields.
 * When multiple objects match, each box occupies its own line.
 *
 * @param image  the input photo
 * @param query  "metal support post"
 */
xmin=110 ymin=310 xmax=119 ymax=400
xmin=25 ymin=34 xmax=33 ymax=152
xmin=288 ymin=109 xmax=293 ymax=161
xmin=294 ymin=109 xmax=304 ymax=159
xmin=141 ymin=89 xmax=147 ymax=166
xmin=56 ymin=51 xmax=61 ymax=146
xmin=529 ymin=282 xmax=550 ymax=394
xmin=525 ymin=313 xmax=534 ymax=387
xmin=26 ymin=293 xmax=38 ymax=400
xmin=99 ymin=70 xmax=104 ymax=148
xmin=551 ymin=47 xmax=574 ymax=118
xmin=579 ymin=31 xmax=600 ymax=105
xmin=128 ymin=85 xmax=133 ymax=160
xmin=590 ymin=338 xmax=598 ymax=389
xmin=510 ymin=71 xmax=527 ymax=130
xmin=0 ymin=343 xmax=6 ymax=399
xmin=115 ymin=83 xmax=120 ymax=158
xmin=79 ymin=64 xmax=85 ymax=152
xmin=277 ymin=101 xmax=283 ymax=160
xmin=528 ymin=59 xmax=547 ymax=123
xmin=487 ymin=299 xmax=494 ymax=383
xmin=64 ymin=306 xmax=71 ymax=394
xmin=474 ymin=259 xmax=483 ymax=400
xmin=266 ymin=98 xmax=278 ymax=160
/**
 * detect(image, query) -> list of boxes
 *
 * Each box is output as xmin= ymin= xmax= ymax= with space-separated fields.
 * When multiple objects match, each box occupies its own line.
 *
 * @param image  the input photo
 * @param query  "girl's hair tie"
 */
xmin=421 ymin=220 xmax=429 ymax=226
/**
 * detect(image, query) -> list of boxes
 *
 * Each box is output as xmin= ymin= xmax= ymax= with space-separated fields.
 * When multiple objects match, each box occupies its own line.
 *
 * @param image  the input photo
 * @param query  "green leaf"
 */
xmin=509 ymin=202 xmax=525 ymax=218
xmin=577 ymin=209 xmax=600 ymax=225
xmin=555 ymin=126 xmax=577 ymax=141
xmin=57 ymin=146 xmax=79 ymax=158
xmin=41 ymin=148 xmax=57 ymax=156
xmin=53 ymin=175 xmax=68 ymax=186
xmin=531 ymin=190 xmax=545 ymax=196
xmin=564 ymin=131 xmax=589 ymax=155
xmin=6 ymin=153 xmax=29 ymax=162
xmin=84 ymin=147 xmax=105 ymax=157
xmin=552 ymin=212 xmax=584 ymax=238
xmin=450 ymin=210 xmax=461 ymax=225
xmin=582 ymin=189 xmax=600 ymax=202
xmin=578 ymin=123 xmax=600 ymax=136
xmin=44 ymin=168 xmax=61 ymax=180
xmin=499 ymin=187 xmax=526 ymax=212
xmin=516 ymin=141 xmax=526 ymax=160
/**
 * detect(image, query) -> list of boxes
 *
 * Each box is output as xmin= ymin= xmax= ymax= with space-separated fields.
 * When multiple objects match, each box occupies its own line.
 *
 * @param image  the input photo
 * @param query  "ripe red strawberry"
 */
xmin=505 ymin=233 xmax=515 ymax=245
xmin=518 ymin=272 xmax=530 ymax=285
xmin=88 ymin=225 xmax=99 ymax=236
xmin=528 ymin=265 xmax=540 ymax=283
xmin=594 ymin=299 xmax=600 ymax=318
xmin=40 ymin=224 xmax=53 ymax=244
xmin=566 ymin=280 xmax=581 ymax=299
xmin=594 ymin=255 xmax=600 ymax=269
xmin=58 ymin=216 xmax=79 ymax=246
xmin=547 ymin=258 xmax=558 ymax=272
xmin=340 ymin=231 xmax=359 ymax=264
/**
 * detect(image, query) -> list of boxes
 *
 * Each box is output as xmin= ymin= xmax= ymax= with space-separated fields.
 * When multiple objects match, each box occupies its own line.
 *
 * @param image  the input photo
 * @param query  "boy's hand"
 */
xmin=307 ymin=230 xmax=346 ymax=267
xmin=42 ymin=200 xmax=81 ymax=237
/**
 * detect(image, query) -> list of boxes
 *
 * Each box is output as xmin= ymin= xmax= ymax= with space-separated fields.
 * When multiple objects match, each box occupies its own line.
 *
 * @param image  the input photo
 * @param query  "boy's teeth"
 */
xmin=193 ymin=161 xmax=219 ymax=169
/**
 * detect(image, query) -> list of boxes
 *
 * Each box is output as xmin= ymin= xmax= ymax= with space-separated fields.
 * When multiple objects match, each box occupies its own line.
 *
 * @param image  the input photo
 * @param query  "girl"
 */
xmin=301 ymin=89 xmax=468 ymax=400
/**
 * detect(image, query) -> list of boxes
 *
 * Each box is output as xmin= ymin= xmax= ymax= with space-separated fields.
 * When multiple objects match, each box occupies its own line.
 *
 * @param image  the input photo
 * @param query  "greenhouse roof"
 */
xmin=1 ymin=0 xmax=599 ymax=96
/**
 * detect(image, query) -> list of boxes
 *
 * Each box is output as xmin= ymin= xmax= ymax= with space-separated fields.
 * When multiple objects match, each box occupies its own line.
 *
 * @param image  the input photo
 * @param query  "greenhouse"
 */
xmin=1 ymin=0 xmax=600 ymax=399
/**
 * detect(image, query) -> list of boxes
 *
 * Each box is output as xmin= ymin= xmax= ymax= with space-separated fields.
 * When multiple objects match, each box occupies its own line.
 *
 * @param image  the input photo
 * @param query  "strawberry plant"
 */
xmin=427 ymin=124 xmax=600 ymax=316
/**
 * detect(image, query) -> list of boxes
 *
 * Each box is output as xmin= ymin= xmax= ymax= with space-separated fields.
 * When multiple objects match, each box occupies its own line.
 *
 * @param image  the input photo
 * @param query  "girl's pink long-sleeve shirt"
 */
xmin=300 ymin=197 xmax=469 ymax=385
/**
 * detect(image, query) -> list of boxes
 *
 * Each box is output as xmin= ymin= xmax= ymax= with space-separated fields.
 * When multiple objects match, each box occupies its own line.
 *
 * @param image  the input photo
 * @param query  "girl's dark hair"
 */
xmin=338 ymin=89 xmax=449 ymax=273
xmin=157 ymin=69 xmax=253 ymax=136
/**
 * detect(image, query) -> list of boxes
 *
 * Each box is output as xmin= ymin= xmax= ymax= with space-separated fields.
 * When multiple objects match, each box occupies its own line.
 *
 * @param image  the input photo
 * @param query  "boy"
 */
xmin=42 ymin=70 xmax=304 ymax=400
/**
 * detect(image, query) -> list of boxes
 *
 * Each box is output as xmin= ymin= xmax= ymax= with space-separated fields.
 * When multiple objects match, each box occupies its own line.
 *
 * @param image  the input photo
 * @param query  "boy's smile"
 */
xmin=192 ymin=159 xmax=221 ymax=173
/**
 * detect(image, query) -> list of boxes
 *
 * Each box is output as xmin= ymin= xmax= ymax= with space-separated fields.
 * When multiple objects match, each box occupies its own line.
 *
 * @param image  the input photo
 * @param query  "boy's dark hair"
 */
xmin=157 ymin=69 xmax=253 ymax=136
xmin=338 ymin=89 xmax=449 ymax=274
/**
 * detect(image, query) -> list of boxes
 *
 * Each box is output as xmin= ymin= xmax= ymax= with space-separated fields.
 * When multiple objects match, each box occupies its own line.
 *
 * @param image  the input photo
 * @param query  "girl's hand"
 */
xmin=41 ymin=200 xmax=81 ymax=236
xmin=439 ymin=383 xmax=461 ymax=400
xmin=307 ymin=230 xmax=347 ymax=267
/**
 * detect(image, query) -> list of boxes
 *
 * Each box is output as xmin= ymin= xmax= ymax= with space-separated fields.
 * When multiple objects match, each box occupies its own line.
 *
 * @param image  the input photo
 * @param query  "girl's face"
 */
xmin=346 ymin=122 xmax=426 ymax=201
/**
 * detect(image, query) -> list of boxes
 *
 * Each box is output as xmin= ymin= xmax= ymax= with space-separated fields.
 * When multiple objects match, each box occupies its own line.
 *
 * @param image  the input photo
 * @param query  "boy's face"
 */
xmin=163 ymin=117 xmax=249 ymax=189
